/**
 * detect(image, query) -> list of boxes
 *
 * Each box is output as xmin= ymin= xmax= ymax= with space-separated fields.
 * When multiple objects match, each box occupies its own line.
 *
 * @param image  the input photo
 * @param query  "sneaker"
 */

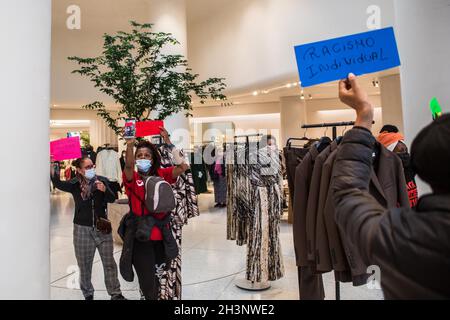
xmin=111 ymin=294 xmax=127 ymax=300
xmin=85 ymin=295 xmax=94 ymax=301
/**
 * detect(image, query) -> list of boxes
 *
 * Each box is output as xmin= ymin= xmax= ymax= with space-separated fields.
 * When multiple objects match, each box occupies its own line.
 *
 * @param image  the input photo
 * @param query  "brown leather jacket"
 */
xmin=332 ymin=127 xmax=450 ymax=299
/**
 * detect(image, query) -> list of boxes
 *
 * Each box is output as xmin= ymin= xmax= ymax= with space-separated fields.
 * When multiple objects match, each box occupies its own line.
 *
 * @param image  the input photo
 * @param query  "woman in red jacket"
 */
xmin=123 ymin=127 xmax=189 ymax=300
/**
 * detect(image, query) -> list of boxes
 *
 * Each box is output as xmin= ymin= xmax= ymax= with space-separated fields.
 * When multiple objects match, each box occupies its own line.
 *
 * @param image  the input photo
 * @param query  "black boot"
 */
xmin=85 ymin=295 xmax=94 ymax=301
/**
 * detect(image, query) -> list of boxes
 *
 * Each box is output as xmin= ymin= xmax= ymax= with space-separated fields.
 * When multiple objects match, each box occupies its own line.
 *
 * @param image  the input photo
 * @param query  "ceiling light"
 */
xmin=300 ymin=94 xmax=305 ymax=100
xmin=252 ymin=91 xmax=259 ymax=96
xmin=286 ymin=83 xmax=292 ymax=88
xmin=308 ymin=94 xmax=313 ymax=100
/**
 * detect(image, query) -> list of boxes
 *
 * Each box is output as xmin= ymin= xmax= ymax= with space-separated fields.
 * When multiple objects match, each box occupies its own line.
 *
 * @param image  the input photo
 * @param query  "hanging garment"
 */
xmin=315 ymin=149 xmax=348 ymax=276
xmin=96 ymin=149 xmax=122 ymax=184
xmin=227 ymin=143 xmax=252 ymax=246
xmin=189 ymin=152 xmax=208 ymax=194
xmin=292 ymin=146 xmax=325 ymax=299
xmin=293 ymin=146 xmax=319 ymax=267
xmin=245 ymin=147 xmax=284 ymax=282
xmin=305 ymin=141 xmax=336 ymax=265
xmin=226 ymin=163 xmax=236 ymax=241
xmin=157 ymin=145 xmax=200 ymax=300
xmin=283 ymin=147 xmax=309 ymax=197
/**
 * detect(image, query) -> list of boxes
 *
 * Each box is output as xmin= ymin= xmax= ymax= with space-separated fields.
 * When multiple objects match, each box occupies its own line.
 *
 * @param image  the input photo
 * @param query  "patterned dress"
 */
xmin=226 ymin=144 xmax=284 ymax=282
xmin=157 ymin=145 xmax=200 ymax=300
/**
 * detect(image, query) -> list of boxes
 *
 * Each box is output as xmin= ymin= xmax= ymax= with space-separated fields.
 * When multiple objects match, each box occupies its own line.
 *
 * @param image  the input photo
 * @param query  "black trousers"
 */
xmin=132 ymin=240 xmax=165 ymax=300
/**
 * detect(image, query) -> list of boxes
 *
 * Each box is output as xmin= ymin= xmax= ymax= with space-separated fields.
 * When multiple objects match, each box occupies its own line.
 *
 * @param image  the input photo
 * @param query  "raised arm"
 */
xmin=50 ymin=161 xmax=75 ymax=193
xmin=159 ymin=126 xmax=190 ymax=179
xmin=124 ymin=138 xmax=136 ymax=182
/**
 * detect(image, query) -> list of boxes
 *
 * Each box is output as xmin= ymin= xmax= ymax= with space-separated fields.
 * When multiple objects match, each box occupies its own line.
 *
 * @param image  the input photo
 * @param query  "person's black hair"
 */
xmin=380 ymin=125 xmax=399 ymax=133
xmin=72 ymin=156 xmax=90 ymax=169
xmin=411 ymin=114 xmax=450 ymax=193
xmin=135 ymin=140 xmax=161 ymax=176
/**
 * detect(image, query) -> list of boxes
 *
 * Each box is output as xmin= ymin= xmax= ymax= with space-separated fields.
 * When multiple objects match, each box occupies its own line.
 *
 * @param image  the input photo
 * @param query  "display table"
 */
xmin=108 ymin=201 xmax=129 ymax=245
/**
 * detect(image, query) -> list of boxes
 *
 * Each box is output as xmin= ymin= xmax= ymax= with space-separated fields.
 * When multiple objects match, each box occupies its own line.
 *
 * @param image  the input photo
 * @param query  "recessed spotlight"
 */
xmin=253 ymin=91 xmax=259 ymax=96
xmin=300 ymin=94 xmax=305 ymax=100
xmin=308 ymin=94 xmax=313 ymax=100
xmin=286 ymin=83 xmax=292 ymax=88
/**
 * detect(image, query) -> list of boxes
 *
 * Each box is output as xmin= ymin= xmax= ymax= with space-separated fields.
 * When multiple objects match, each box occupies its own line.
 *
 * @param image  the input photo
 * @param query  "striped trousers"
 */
xmin=73 ymin=224 xmax=122 ymax=298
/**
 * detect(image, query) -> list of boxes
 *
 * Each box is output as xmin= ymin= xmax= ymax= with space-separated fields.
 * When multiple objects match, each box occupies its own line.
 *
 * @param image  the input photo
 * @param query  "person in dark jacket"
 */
xmin=51 ymin=156 xmax=125 ymax=300
xmin=332 ymin=73 xmax=450 ymax=299
xmin=377 ymin=125 xmax=419 ymax=208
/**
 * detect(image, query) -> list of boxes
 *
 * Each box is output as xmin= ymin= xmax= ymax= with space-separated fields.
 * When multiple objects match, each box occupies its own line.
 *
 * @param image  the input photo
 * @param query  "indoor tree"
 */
xmin=68 ymin=21 xmax=227 ymax=136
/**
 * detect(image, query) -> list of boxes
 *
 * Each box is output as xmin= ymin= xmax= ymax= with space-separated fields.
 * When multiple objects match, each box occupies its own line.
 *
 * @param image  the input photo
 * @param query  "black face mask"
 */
xmin=397 ymin=152 xmax=411 ymax=168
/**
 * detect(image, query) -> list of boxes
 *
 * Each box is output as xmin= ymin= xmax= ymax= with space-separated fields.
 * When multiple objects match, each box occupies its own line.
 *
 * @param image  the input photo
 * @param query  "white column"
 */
xmin=379 ymin=74 xmax=405 ymax=134
xmin=280 ymin=96 xmax=307 ymax=146
xmin=148 ymin=0 xmax=190 ymax=150
xmin=394 ymin=0 xmax=450 ymax=194
xmin=0 ymin=0 xmax=51 ymax=299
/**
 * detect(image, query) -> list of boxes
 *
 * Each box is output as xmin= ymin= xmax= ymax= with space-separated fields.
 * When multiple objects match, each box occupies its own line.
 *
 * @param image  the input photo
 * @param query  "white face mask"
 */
xmin=85 ymin=168 xmax=96 ymax=180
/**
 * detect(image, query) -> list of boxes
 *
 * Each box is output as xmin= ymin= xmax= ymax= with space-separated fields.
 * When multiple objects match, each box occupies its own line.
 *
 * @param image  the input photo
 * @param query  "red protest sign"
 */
xmin=136 ymin=120 xmax=164 ymax=137
xmin=50 ymin=136 xmax=82 ymax=161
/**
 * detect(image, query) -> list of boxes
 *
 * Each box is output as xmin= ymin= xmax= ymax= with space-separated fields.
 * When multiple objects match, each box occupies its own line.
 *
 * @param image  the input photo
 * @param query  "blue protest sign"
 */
xmin=294 ymin=27 xmax=401 ymax=87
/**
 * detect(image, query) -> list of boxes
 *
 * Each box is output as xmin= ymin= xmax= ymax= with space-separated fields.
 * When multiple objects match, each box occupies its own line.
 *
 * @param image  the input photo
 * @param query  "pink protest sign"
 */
xmin=50 ymin=137 xmax=82 ymax=161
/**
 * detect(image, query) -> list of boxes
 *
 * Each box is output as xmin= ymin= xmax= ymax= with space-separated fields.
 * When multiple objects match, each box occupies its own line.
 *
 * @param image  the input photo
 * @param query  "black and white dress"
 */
xmin=157 ymin=145 xmax=200 ymax=300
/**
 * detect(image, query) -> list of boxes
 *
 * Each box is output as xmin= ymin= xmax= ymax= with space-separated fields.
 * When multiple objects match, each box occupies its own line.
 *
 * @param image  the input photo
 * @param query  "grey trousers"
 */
xmin=73 ymin=224 xmax=122 ymax=298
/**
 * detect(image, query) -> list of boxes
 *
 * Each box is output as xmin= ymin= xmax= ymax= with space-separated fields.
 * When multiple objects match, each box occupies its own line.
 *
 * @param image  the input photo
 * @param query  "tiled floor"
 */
xmin=50 ymin=190 xmax=384 ymax=300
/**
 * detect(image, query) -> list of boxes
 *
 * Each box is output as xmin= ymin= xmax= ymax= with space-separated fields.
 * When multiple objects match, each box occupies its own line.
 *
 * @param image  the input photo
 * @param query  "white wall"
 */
xmin=191 ymin=113 xmax=281 ymax=146
xmin=305 ymin=96 xmax=383 ymax=138
xmin=394 ymin=0 xmax=450 ymax=194
xmin=380 ymin=74 xmax=404 ymax=133
xmin=188 ymin=0 xmax=395 ymax=90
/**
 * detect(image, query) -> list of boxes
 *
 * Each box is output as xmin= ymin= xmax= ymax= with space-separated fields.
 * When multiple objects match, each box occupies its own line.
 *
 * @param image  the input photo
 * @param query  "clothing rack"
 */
xmin=234 ymin=134 xmax=263 ymax=163
xmin=301 ymin=121 xmax=356 ymax=141
xmin=301 ymin=122 xmax=355 ymax=300
xmin=234 ymin=133 xmax=263 ymax=145
xmin=301 ymin=121 xmax=378 ymax=300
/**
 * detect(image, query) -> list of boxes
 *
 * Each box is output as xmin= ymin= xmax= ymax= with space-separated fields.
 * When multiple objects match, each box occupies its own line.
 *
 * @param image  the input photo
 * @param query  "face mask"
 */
xmin=136 ymin=159 xmax=152 ymax=173
xmin=84 ymin=168 xmax=96 ymax=180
